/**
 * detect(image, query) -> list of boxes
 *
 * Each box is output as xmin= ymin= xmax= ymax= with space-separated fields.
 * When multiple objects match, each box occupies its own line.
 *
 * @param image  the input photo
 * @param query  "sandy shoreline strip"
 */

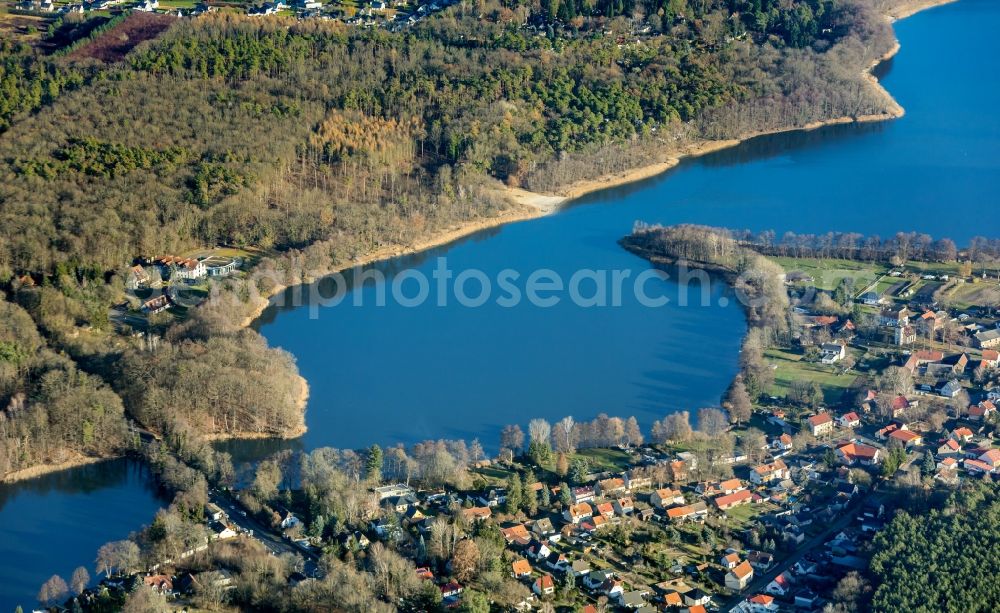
xmin=2 ymin=454 xmax=117 ymax=485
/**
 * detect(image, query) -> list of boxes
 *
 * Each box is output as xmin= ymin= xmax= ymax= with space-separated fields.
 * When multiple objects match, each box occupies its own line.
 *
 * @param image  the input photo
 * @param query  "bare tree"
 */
xmin=37 ymin=575 xmax=68 ymax=607
xmin=528 ymin=419 xmax=551 ymax=446
xmin=553 ymin=416 xmax=577 ymax=454
xmin=697 ymin=408 xmax=729 ymax=438
xmin=70 ymin=566 xmax=90 ymax=596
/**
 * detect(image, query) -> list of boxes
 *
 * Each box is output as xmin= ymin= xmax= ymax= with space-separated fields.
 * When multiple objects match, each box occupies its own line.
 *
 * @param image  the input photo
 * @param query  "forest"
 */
xmin=868 ymin=482 xmax=1000 ymax=613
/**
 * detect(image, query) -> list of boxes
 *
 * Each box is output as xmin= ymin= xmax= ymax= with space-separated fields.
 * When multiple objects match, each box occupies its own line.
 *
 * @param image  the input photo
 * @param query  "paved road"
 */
xmin=719 ymin=492 xmax=877 ymax=612
xmin=210 ymin=492 xmax=321 ymax=576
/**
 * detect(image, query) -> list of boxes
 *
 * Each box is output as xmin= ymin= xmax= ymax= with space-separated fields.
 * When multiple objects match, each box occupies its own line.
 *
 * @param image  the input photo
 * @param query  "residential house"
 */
xmin=511 ymin=559 xmax=532 ymax=579
xmin=584 ymin=570 xmax=615 ymax=591
xmin=749 ymin=459 xmax=789 ymax=485
xmin=502 ymin=524 xmax=532 ymax=545
xmin=836 ymin=442 xmax=881 ymax=466
xmin=613 ymin=497 xmax=635 ymax=515
xmin=461 ymin=506 xmax=492 ymax=523
xmin=374 ymin=484 xmax=414 ymax=501
xmin=596 ymin=477 xmax=627 ymax=497
xmin=143 ymin=574 xmax=174 ymax=594
xmin=600 ymin=578 xmax=626 ymax=600
xmin=747 ymin=550 xmax=774 ymax=570
xmin=968 ymin=400 xmax=997 ymax=421
xmin=894 ymin=325 xmax=917 ymax=346
xmin=155 ymin=255 xmax=206 ymax=280
xmin=595 ymin=502 xmax=616 ymax=519
xmin=978 ymin=449 xmax=1000 ymax=470
xmin=683 ymin=588 xmax=712 ymax=606
xmin=981 ymin=349 xmax=999 ymax=368
xmin=666 ymin=501 xmax=709 ymax=523
xmin=563 ymin=503 xmax=593 ymax=524
xmin=937 ymin=438 xmax=962 ymax=456
xmin=739 ymin=594 xmax=778 ymax=613
xmin=527 ymin=541 xmax=551 ymax=561
xmin=720 ymin=552 xmax=741 ymax=569
xmin=964 ymin=458 xmax=995 ymax=474
xmin=651 ymin=488 xmax=685 ymax=509
xmin=725 ymin=561 xmax=754 ymax=592
xmin=545 ymin=551 xmax=569 ymax=572
xmin=880 ymin=306 xmax=912 ymax=327
xmin=764 ymin=572 xmax=792 ymax=597
xmin=940 ymin=379 xmax=963 ymax=398
xmin=620 ymin=590 xmax=648 ymax=609
xmin=625 ymin=470 xmax=652 ymax=491
xmin=807 ymin=413 xmax=835 ymax=436
xmin=280 ymin=511 xmax=301 ymax=530
xmin=974 ymin=328 xmax=1000 ymax=349
xmin=771 ymin=433 xmax=793 ymax=452
xmin=440 ymin=582 xmax=463 ymax=599
xmin=820 ymin=342 xmax=847 ymax=364
xmin=571 ymin=486 xmax=596 ymax=503
xmin=889 ymin=429 xmax=923 ymax=448
xmin=569 ymin=559 xmax=591 ymax=578
xmin=951 ymin=427 xmax=974 ymax=443
xmin=714 ymin=489 xmax=753 ymax=510
xmin=142 ymin=295 xmax=170 ymax=314
xmin=530 ymin=518 xmax=555 ymax=538
xmin=532 ymin=573 xmax=555 ymax=595
xmin=838 ymin=412 xmax=861 ymax=428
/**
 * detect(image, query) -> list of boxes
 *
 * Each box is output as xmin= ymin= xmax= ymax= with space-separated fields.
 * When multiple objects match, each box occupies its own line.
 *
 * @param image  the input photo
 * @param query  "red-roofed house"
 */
xmin=836 ymin=442 xmax=881 ymax=466
xmin=807 ymin=413 xmax=835 ymax=436
xmin=511 ymin=559 xmax=532 ymax=579
xmin=968 ymin=400 xmax=997 ymax=421
xmin=937 ymin=438 xmax=961 ymax=456
xmin=725 ymin=561 xmax=754 ymax=591
xmin=964 ymin=458 xmax=995 ymax=474
xmin=564 ymin=503 xmax=593 ymax=524
xmin=720 ymin=552 xmax=741 ymax=569
xmin=838 ymin=412 xmax=861 ymax=428
xmin=749 ymin=459 xmax=789 ymax=485
xmin=651 ymin=488 xmax=684 ymax=509
xmin=889 ymin=429 xmax=923 ymax=448
xmin=502 ymin=524 xmax=531 ymax=544
xmin=765 ymin=572 xmax=792 ymax=596
xmin=951 ymin=427 xmax=974 ymax=443
xmin=533 ymin=574 xmax=555 ymax=596
xmin=743 ymin=594 xmax=778 ymax=612
xmin=982 ymin=350 xmax=999 ymax=368
xmin=714 ymin=489 xmax=753 ymax=510
xmin=772 ymin=433 xmax=793 ymax=452
xmin=978 ymin=449 xmax=1000 ymax=469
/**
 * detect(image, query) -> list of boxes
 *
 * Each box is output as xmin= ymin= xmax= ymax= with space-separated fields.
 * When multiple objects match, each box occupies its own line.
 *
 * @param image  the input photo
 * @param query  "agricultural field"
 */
xmin=66 ymin=12 xmax=176 ymax=62
xmin=941 ymin=280 xmax=1000 ymax=311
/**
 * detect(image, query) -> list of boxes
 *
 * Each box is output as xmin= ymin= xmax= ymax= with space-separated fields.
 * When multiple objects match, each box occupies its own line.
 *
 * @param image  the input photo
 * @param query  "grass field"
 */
xmin=946 ymin=281 xmax=1000 ymax=310
xmin=765 ymin=347 xmax=858 ymax=406
xmin=769 ymin=257 xmax=885 ymax=292
xmin=571 ymin=448 xmax=634 ymax=472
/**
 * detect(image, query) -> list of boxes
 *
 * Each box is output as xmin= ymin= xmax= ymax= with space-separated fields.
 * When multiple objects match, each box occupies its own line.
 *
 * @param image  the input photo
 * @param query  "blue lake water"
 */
xmin=2 ymin=0 xmax=998 ymax=607
xmin=242 ymin=0 xmax=1000 ymax=456
xmin=0 ymin=459 xmax=168 ymax=611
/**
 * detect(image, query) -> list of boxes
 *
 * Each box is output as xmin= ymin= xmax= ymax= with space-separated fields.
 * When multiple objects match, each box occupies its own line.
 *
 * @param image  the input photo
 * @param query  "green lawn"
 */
xmin=765 ymin=347 xmax=858 ymax=406
xmin=769 ymin=257 xmax=886 ymax=291
xmin=571 ymin=448 xmax=634 ymax=472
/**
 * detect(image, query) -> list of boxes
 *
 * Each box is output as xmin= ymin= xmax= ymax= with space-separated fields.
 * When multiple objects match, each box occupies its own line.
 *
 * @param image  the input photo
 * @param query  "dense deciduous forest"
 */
xmin=0 ymin=297 xmax=131 ymax=476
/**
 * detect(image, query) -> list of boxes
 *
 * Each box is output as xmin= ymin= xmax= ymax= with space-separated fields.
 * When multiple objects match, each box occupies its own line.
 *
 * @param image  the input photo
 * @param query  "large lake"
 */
xmin=1 ymin=0 xmax=998 ymax=608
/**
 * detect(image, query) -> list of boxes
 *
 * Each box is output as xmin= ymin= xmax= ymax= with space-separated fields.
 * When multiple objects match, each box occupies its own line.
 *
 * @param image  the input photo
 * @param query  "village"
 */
xmin=9 ymin=0 xmax=461 ymax=29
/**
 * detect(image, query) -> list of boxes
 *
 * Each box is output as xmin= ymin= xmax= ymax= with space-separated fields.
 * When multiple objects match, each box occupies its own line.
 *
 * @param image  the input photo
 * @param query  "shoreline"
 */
xmin=225 ymin=0 xmax=951 ymax=445
xmin=1 ymin=454 xmax=117 ymax=485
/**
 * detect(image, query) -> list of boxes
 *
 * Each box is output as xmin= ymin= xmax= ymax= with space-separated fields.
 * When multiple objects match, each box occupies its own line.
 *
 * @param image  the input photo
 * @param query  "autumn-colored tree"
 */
xmin=451 ymin=539 xmax=481 ymax=583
